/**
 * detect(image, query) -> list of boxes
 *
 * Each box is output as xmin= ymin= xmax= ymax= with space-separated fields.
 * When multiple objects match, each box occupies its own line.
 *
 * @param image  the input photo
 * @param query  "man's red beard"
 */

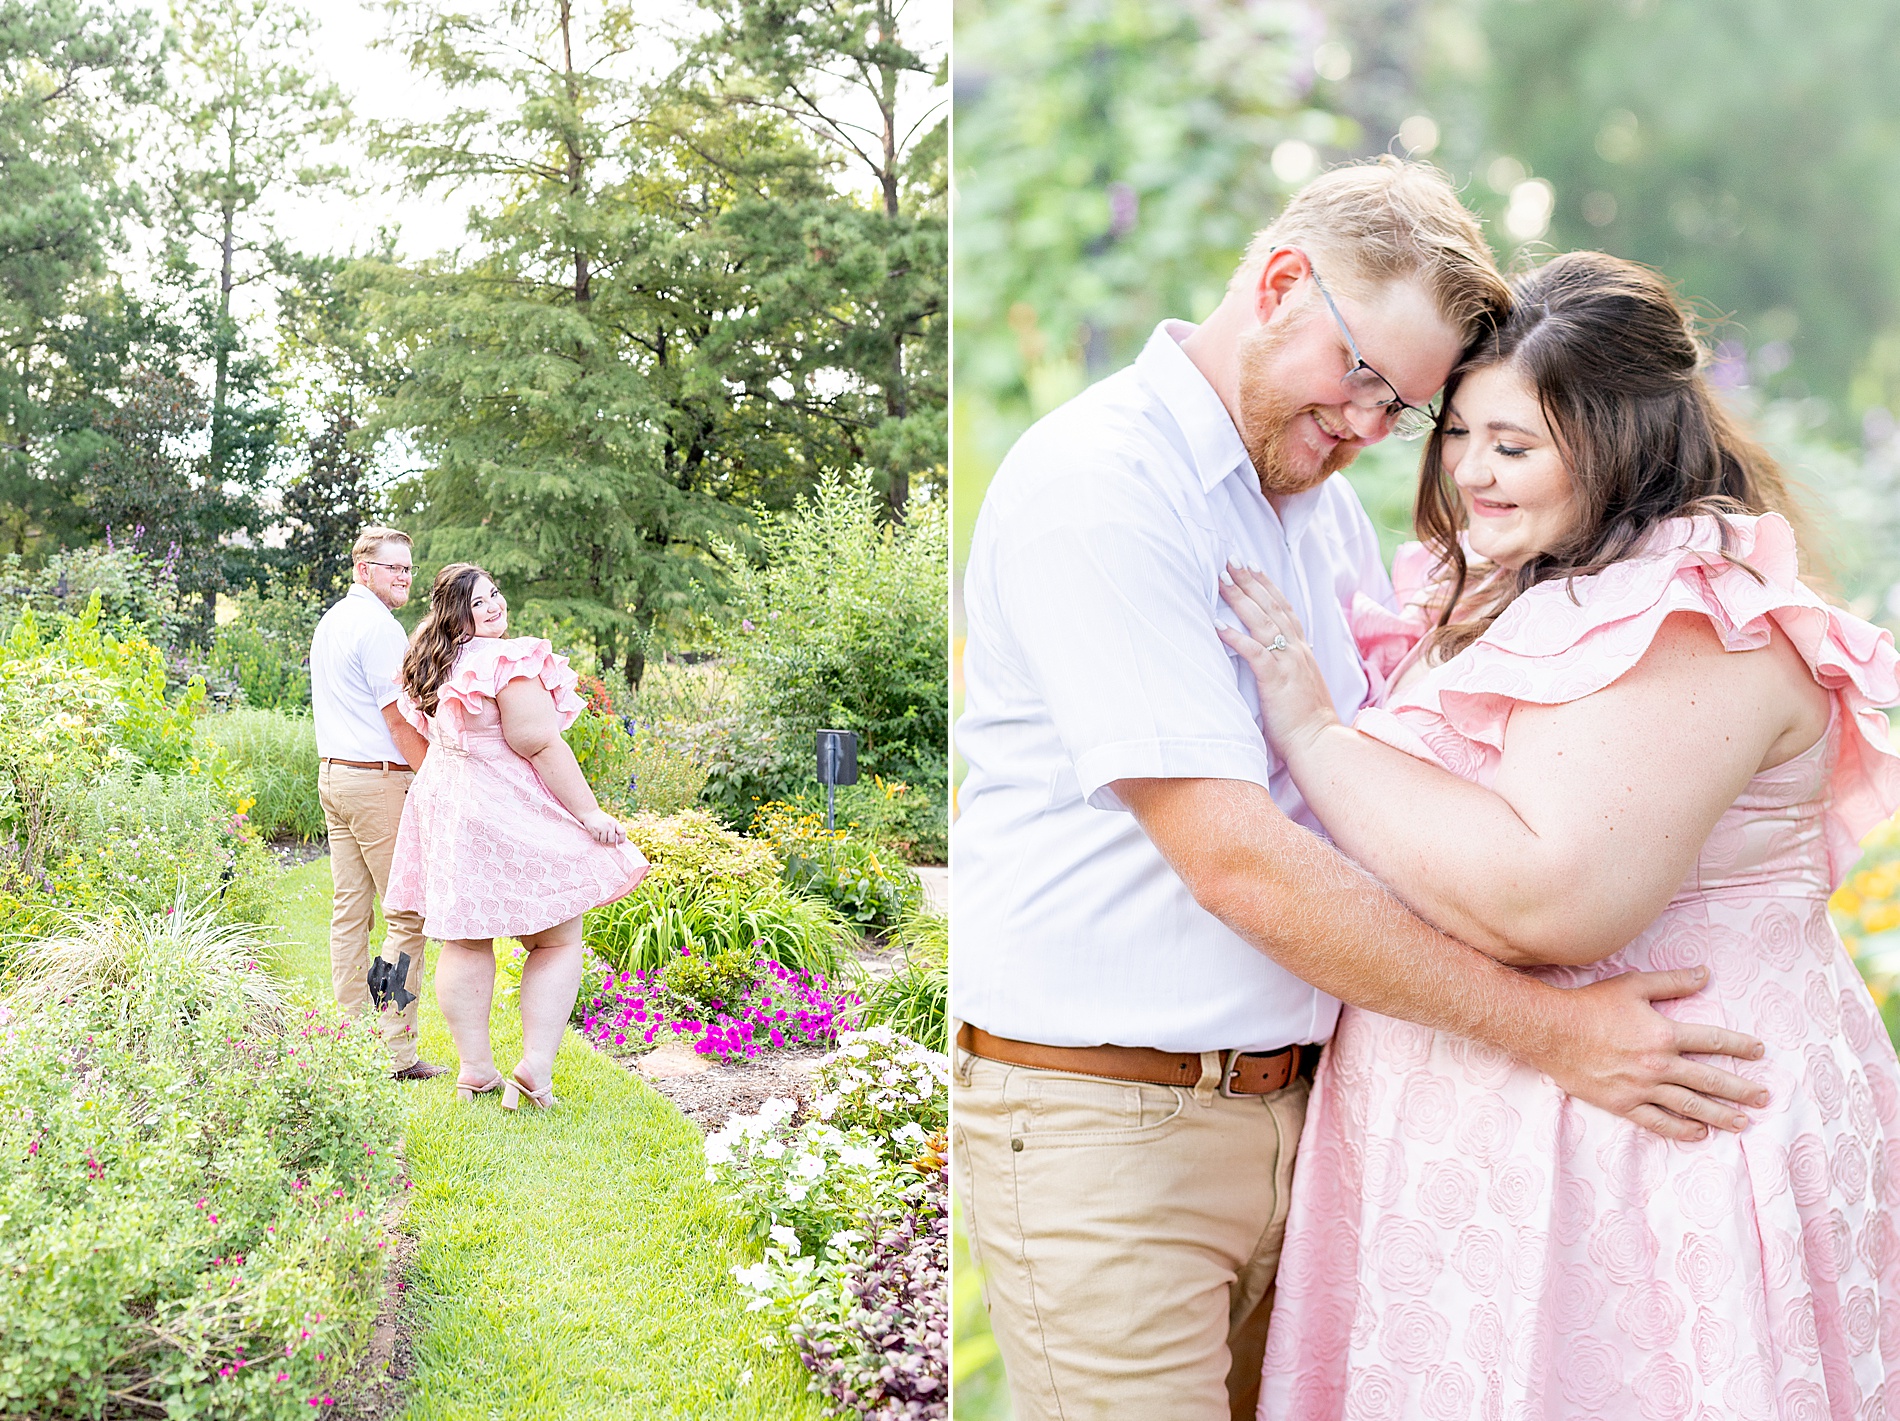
xmin=1234 ymin=319 xmax=1364 ymax=496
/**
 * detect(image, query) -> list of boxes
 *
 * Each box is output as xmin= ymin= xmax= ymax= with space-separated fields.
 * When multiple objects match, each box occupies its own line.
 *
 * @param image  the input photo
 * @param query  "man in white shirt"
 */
xmin=310 ymin=526 xmax=439 ymax=1080
xmin=952 ymin=160 xmax=1771 ymax=1420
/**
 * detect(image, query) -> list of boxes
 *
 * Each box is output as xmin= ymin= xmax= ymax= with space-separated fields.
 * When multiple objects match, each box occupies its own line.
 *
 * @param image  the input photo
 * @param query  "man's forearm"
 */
xmin=382 ymin=707 xmax=429 ymax=769
xmin=1123 ymin=776 xmax=1561 ymax=1061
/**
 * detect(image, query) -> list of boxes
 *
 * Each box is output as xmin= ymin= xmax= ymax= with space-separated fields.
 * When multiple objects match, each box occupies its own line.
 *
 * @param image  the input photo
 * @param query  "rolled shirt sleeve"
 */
xmin=995 ymin=484 xmax=1273 ymax=812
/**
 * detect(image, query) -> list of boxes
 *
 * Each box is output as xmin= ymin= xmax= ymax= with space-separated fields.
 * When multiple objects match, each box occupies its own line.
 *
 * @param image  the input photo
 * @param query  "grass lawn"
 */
xmin=269 ymin=859 xmax=826 ymax=1421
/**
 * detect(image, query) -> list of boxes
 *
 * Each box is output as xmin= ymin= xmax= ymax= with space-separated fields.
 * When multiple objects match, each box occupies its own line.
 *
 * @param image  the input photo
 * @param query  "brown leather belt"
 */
xmin=958 ymin=1024 xmax=1319 ymax=1097
xmin=322 ymin=758 xmax=411 ymax=772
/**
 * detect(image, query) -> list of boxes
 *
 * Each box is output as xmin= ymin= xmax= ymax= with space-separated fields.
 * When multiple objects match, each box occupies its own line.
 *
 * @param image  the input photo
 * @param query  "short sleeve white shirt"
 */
xmin=310 ymin=585 xmax=410 ymax=764
xmin=951 ymin=321 xmax=1395 ymax=1053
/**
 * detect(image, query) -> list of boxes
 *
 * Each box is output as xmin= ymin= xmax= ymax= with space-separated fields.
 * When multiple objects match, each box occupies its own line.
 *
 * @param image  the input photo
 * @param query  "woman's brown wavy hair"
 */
xmin=401 ymin=562 xmax=490 ymax=717
xmin=1415 ymin=251 xmax=1803 ymax=659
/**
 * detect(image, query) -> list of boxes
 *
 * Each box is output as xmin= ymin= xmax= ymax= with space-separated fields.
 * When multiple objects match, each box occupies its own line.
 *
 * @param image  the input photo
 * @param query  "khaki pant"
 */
xmin=953 ymin=1039 xmax=1308 ymax=1421
xmin=317 ymin=762 xmax=427 ymax=1070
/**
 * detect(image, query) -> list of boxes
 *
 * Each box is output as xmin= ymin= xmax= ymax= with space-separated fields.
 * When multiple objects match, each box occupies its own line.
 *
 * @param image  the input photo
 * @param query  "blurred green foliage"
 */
xmin=954 ymin=0 xmax=1900 ymax=620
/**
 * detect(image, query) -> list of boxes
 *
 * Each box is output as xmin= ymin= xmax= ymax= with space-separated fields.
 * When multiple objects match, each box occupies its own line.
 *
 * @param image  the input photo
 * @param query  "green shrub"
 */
xmin=566 ymin=677 xmax=711 ymax=818
xmin=626 ymin=809 xmax=782 ymax=894
xmin=712 ymin=470 xmax=949 ymax=837
xmin=752 ymin=801 xmax=923 ymax=928
xmin=782 ymin=775 xmax=944 ymax=864
xmin=208 ymin=589 xmax=320 ymax=711
xmin=52 ymin=772 xmax=279 ymax=927
xmin=0 ymin=542 xmax=188 ymax=646
xmin=197 ymin=711 xmax=323 ymax=842
xmin=4 ymin=601 xmax=205 ymax=774
xmin=0 ymin=907 xmax=402 ymax=1419
xmin=566 ymin=706 xmax=637 ymax=814
xmin=858 ymin=908 xmax=948 ymax=1052
xmin=0 ymin=632 xmax=122 ymax=892
xmin=666 ymin=949 xmax=767 ymax=1016
xmin=628 ymin=727 xmax=710 ymax=817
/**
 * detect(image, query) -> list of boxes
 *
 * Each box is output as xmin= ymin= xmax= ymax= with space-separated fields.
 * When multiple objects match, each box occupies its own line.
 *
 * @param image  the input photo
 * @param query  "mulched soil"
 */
xmin=625 ymin=1042 xmax=831 ymax=1132
xmin=333 ymin=1183 xmax=418 ymax=1421
xmin=267 ymin=835 xmax=330 ymax=869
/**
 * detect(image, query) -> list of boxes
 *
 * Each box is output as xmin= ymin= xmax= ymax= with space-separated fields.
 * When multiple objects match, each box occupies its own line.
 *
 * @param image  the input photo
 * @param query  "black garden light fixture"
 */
xmin=815 ymin=728 xmax=859 ymax=830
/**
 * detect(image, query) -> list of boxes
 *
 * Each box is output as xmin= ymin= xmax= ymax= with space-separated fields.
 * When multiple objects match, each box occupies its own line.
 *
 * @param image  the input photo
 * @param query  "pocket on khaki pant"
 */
xmin=1017 ymin=1072 xmax=1186 ymax=1148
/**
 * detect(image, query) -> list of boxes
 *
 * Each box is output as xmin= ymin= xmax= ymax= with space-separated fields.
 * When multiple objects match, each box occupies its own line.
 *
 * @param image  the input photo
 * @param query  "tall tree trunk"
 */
xmin=560 ymin=0 xmax=590 ymax=305
xmin=878 ymin=15 xmax=906 ymax=515
xmin=886 ymin=332 xmax=909 ymax=519
xmin=879 ymin=8 xmax=901 ymax=220
xmin=213 ymin=193 xmax=235 ymax=485
xmin=206 ymin=171 xmax=238 ymax=635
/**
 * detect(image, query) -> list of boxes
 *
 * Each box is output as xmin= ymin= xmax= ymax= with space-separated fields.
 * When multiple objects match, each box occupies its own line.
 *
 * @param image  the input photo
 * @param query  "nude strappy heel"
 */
xmin=500 ymin=1066 xmax=557 ymax=1111
xmin=455 ymin=1072 xmax=506 ymax=1103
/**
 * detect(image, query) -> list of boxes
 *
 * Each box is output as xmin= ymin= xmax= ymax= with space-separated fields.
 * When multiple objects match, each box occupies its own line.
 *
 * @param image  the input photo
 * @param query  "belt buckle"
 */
xmin=1218 ymin=1048 xmax=1248 ymax=1098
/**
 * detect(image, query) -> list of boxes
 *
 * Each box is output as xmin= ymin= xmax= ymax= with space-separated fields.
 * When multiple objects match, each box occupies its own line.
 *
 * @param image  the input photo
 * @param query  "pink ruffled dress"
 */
xmin=384 ymin=636 xmax=648 ymax=941
xmin=1260 ymin=513 xmax=1900 ymax=1420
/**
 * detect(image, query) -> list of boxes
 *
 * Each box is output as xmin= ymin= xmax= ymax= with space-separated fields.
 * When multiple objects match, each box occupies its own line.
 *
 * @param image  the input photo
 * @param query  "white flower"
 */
xmin=783 ymin=1183 xmax=808 ymax=1203
xmin=768 ymin=1224 xmax=801 ymax=1254
xmin=760 ymin=1139 xmax=786 ymax=1160
xmin=838 ymin=1144 xmax=880 ymax=1169
xmin=761 ymin=1096 xmax=799 ymax=1124
xmin=704 ymin=1134 xmax=734 ymax=1165
xmin=893 ymin=1122 xmax=927 ymax=1145
xmin=792 ymin=1153 xmax=826 ymax=1181
xmin=733 ymin=1261 xmax=777 ymax=1290
xmin=826 ymin=1229 xmax=860 ymax=1253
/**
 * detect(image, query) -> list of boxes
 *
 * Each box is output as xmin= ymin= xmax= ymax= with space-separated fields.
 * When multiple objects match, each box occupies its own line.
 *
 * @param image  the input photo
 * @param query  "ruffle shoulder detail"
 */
xmin=437 ymin=636 xmax=587 ymax=731
xmin=1353 ymin=513 xmax=1900 ymax=881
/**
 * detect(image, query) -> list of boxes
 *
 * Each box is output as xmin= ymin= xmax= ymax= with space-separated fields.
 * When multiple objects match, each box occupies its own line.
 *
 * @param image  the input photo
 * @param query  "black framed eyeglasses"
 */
xmin=1308 ymin=266 xmax=1441 ymax=441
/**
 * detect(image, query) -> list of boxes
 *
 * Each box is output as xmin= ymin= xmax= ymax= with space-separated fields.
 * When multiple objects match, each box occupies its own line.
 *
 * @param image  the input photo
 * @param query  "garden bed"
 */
xmin=329 ymin=1198 xmax=419 ymax=1421
xmin=599 ymin=911 xmax=921 ymax=1132
xmin=630 ymin=1038 xmax=833 ymax=1132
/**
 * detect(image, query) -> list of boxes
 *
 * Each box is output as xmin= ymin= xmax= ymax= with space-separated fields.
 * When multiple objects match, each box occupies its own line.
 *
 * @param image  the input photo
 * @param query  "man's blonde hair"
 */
xmin=352 ymin=526 xmax=411 ymax=563
xmin=1236 ymin=156 xmax=1510 ymax=340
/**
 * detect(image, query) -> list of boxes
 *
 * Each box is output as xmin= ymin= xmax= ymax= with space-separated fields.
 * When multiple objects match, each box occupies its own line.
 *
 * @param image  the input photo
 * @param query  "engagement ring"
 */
xmin=1268 ymin=634 xmax=1289 ymax=654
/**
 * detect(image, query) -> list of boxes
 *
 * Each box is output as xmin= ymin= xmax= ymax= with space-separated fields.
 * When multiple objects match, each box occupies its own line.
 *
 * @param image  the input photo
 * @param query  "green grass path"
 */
xmin=269 ymin=859 xmax=824 ymax=1421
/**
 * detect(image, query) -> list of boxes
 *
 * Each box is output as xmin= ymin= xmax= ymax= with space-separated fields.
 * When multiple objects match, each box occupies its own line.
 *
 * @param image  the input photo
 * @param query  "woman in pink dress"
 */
xmin=1221 ymin=253 xmax=1900 ymax=1418
xmin=386 ymin=563 xmax=648 ymax=1111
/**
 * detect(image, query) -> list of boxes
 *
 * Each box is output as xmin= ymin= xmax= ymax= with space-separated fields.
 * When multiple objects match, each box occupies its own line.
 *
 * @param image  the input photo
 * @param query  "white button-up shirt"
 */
xmin=952 ymin=321 xmax=1394 ymax=1053
xmin=311 ymin=585 xmax=410 ymax=764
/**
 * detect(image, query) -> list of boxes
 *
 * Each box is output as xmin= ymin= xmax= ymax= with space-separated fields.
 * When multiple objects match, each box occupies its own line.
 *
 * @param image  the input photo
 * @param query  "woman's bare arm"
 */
xmin=1221 ymin=570 xmax=1829 ymax=965
xmin=496 ymin=678 xmax=627 ymax=846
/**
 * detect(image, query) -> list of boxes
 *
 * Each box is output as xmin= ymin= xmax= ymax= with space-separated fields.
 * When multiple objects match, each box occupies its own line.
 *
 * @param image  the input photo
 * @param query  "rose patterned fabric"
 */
xmin=385 ymin=636 xmax=646 ymax=940
xmin=1260 ymin=514 xmax=1900 ymax=1420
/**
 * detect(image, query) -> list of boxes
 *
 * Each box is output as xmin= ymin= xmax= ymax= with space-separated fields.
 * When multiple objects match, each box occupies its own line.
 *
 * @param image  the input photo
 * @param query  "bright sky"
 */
xmin=276 ymin=0 xmax=703 ymax=264
xmin=236 ymin=0 xmax=946 ymax=267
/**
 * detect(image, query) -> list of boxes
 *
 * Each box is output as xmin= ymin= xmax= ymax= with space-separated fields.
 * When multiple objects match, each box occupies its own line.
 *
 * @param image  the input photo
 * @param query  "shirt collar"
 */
xmin=346 ymin=584 xmax=391 ymax=613
xmin=1135 ymin=320 xmax=1254 ymax=495
xmin=1135 ymin=320 xmax=1334 ymax=533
